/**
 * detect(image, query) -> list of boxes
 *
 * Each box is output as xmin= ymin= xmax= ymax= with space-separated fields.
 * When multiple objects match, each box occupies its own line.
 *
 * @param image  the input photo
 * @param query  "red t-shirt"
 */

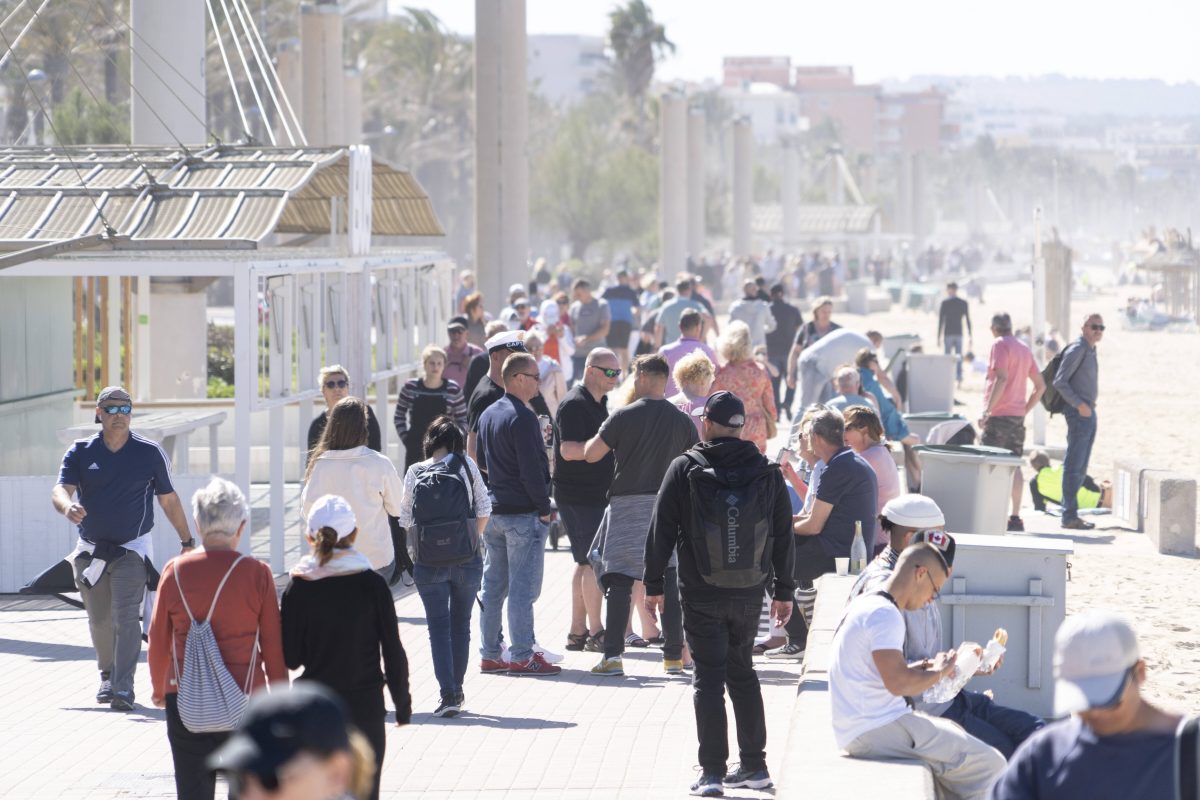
xmin=985 ymin=336 xmax=1038 ymax=417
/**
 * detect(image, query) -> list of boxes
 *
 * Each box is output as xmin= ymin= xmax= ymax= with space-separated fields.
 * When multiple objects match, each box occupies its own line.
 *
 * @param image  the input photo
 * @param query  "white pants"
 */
xmin=845 ymin=712 xmax=1005 ymax=800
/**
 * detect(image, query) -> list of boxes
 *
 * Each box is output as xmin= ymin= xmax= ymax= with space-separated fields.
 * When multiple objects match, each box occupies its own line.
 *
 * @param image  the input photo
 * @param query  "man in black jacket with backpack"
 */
xmin=643 ymin=390 xmax=796 ymax=797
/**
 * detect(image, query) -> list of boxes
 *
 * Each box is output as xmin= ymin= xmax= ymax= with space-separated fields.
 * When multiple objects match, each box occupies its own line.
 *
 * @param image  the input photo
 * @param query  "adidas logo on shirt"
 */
xmin=88 ymin=463 xmax=100 ymax=470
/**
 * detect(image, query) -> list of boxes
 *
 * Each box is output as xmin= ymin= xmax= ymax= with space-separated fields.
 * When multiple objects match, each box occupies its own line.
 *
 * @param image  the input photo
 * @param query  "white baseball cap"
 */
xmin=306 ymin=495 xmax=357 ymax=541
xmin=1053 ymin=610 xmax=1140 ymax=716
xmin=485 ymin=329 xmax=527 ymax=354
xmin=881 ymin=494 xmax=945 ymax=530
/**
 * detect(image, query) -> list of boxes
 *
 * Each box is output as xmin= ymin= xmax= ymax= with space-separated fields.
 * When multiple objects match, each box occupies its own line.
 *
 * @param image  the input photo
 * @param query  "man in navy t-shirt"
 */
xmin=990 ymin=611 xmax=1186 ymax=800
xmin=51 ymin=386 xmax=195 ymax=711
xmin=601 ymin=270 xmax=641 ymax=371
xmin=782 ymin=408 xmax=877 ymax=657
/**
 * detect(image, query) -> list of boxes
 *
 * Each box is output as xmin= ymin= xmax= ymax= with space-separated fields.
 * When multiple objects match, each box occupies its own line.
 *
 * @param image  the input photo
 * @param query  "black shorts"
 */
xmin=557 ymin=502 xmax=606 ymax=565
xmin=982 ymin=415 xmax=1026 ymax=456
xmin=606 ymin=321 xmax=633 ymax=348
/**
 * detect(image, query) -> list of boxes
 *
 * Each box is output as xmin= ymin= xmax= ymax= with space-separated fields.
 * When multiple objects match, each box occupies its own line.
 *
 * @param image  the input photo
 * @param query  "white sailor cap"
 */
xmin=485 ymin=329 xmax=527 ymax=354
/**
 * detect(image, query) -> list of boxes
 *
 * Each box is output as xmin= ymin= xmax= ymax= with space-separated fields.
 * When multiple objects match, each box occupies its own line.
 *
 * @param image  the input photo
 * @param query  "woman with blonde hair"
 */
xmin=668 ymin=350 xmax=716 ymax=438
xmin=393 ymin=344 xmax=467 ymax=469
xmin=303 ymin=397 xmax=404 ymax=582
xmin=307 ymin=364 xmax=382 ymax=455
xmin=842 ymin=405 xmax=901 ymax=554
xmin=281 ymin=495 xmax=411 ymax=800
xmin=710 ymin=321 xmax=777 ymax=453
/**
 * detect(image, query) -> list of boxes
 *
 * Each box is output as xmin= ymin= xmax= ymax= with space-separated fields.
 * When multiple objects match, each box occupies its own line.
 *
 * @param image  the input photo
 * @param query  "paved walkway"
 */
xmin=0 ymin=538 xmax=803 ymax=799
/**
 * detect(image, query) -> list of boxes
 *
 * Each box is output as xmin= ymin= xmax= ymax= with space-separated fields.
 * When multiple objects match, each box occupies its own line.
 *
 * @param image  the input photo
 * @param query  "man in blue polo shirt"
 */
xmin=782 ymin=407 xmax=877 ymax=659
xmin=51 ymin=386 xmax=195 ymax=711
xmin=601 ymin=269 xmax=641 ymax=370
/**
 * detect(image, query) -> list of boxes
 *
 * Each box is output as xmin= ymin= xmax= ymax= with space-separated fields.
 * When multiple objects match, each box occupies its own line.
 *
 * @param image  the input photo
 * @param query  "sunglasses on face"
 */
xmin=324 ymin=379 xmax=348 ymax=389
xmin=590 ymin=365 xmax=621 ymax=378
xmin=1089 ymin=324 xmax=1105 ymax=331
xmin=101 ymin=405 xmax=132 ymax=415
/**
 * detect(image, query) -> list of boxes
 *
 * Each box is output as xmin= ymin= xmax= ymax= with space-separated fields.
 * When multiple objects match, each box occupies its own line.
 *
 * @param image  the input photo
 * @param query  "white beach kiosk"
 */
xmin=0 ymin=142 xmax=452 ymax=587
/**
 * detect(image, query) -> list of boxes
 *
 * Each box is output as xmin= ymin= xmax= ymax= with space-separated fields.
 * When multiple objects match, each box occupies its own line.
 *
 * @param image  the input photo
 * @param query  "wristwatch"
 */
xmin=180 ymin=537 xmax=196 ymax=549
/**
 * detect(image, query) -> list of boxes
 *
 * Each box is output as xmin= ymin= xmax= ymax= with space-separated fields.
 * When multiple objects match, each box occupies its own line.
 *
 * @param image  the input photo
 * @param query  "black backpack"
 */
xmin=1039 ymin=351 xmax=1067 ymax=415
xmin=411 ymin=453 xmax=478 ymax=567
xmin=682 ymin=450 xmax=779 ymax=589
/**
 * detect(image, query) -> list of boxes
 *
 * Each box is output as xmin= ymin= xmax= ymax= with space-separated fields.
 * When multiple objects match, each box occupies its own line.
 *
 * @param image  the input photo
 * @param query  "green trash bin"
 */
xmin=914 ymin=444 xmax=1023 ymax=533
xmin=904 ymin=412 xmax=967 ymax=444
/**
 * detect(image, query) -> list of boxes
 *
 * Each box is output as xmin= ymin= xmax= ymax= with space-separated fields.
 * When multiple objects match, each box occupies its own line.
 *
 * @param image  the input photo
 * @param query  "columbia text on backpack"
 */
xmin=411 ymin=453 xmax=478 ymax=566
xmin=683 ymin=451 xmax=777 ymax=589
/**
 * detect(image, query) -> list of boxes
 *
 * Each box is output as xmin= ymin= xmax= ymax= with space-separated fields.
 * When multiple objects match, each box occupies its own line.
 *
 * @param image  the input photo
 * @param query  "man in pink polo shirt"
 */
xmin=979 ymin=312 xmax=1045 ymax=531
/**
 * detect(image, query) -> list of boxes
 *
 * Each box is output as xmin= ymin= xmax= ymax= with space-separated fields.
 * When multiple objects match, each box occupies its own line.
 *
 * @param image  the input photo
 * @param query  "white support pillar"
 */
xmin=1031 ymin=208 xmax=1047 ymax=446
xmin=300 ymin=2 xmax=344 ymax=146
xmin=233 ymin=267 xmax=254 ymax=556
xmin=732 ymin=116 xmax=753 ymax=258
xmin=131 ymin=0 xmax=206 ymax=145
xmin=343 ymin=68 xmax=363 ymax=146
xmin=781 ymin=138 xmax=800 ymax=250
xmin=343 ymin=145 xmax=374 ymax=406
xmin=474 ymin=0 xmax=528 ymax=304
xmin=685 ymin=105 xmax=706 ymax=260
xmin=659 ymin=90 xmax=687 ymax=278
xmin=135 ymin=276 xmax=151 ymax=401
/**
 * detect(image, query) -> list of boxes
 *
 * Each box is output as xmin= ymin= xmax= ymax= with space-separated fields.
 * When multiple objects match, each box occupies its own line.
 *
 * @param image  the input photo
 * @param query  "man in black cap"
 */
xmin=51 ymin=386 xmax=195 ymax=711
xmin=444 ymin=314 xmax=483 ymax=391
xmin=209 ymin=682 xmax=372 ymax=799
xmin=644 ymin=390 xmax=796 ymax=796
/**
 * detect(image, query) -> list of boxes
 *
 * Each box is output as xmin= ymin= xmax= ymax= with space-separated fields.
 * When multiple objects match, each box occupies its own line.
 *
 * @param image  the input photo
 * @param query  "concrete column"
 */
xmin=474 ymin=0 xmax=528 ymax=305
xmin=343 ymin=68 xmax=363 ymax=145
xmin=275 ymin=38 xmax=303 ymax=142
xmin=685 ymin=106 xmax=706 ymax=259
xmin=732 ymin=116 xmax=753 ymax=258
xmin=300 ymin=2 xmax=344 ymax=146
xmin=781 ymin=138 xmax=800 ymax=250
xmin=131 ymin=0 xmax=206 ymax=145
xmin=659 ymin=90 xmax=687 ymax=278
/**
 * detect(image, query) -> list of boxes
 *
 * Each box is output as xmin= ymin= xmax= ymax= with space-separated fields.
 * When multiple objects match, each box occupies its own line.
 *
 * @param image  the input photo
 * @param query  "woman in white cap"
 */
xmin=281 ymin=494 xmax=411 ymax=800
xmin=303 ymin=397 xmax=404 ymax=582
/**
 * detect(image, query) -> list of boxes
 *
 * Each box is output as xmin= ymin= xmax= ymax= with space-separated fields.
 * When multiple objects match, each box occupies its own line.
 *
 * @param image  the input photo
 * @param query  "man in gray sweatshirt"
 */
xmin=1053 ymin=313 xmax=1103 ymax=530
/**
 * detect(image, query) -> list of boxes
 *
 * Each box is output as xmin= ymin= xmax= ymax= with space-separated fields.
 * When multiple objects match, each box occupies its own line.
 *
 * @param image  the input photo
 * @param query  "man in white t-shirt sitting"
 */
xmin=830 ymin=544 xmax=1005 ymax=800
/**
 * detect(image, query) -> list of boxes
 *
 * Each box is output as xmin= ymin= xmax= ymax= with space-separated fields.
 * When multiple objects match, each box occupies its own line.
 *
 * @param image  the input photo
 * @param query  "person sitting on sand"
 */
xmin=1027 ymin=451 xmax=1112 ymax=513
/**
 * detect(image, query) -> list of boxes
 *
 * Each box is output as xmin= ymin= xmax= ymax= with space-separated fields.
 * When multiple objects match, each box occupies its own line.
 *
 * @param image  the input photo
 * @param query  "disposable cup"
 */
xmin=835 ymin=558 xmax=849 ymax=576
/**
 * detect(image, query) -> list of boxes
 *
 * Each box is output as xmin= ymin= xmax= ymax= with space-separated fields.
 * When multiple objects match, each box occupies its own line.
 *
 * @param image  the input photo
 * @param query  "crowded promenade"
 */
xmin=2 ymin=259 xmax=1197 ymax=800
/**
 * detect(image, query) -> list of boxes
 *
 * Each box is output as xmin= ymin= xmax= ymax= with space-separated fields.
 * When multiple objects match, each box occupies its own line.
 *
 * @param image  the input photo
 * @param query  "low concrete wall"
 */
xmin=777 ymin=574 xmax=935 ymax=799
xmin=1112 ymin=458 xmax=1164 ymax=531
xmin=1143 ymin=471 xmax=1198 ymax=556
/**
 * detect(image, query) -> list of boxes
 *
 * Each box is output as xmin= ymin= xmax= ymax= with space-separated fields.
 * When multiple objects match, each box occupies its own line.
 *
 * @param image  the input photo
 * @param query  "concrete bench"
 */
xmin=58 ymin=409 xmax=227 ymax=474
xmin=1143 ymin=470 xmax=1197 ymax=556
xmin=776 ymin=574 xmax=935 ymax=799
xmin=1112 ymin=458 xmax=1168 ymax=532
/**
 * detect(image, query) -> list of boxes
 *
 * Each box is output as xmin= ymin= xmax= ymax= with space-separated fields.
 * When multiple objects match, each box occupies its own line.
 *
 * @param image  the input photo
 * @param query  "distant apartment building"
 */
xmin=722 ymin=56 xmax=792 ymax=88
xmin=719 ymin=83 xmax=806 ymax=143
xmin=528 ymin=34 xmax=610 ymax=107
xmin=793 ymin=66 xmax=881 ymax=155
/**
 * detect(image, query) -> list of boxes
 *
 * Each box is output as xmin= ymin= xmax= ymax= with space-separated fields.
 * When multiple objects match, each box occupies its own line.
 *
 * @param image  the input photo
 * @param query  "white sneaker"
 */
xmin=501 ymin=643 xmax=564 ymax=665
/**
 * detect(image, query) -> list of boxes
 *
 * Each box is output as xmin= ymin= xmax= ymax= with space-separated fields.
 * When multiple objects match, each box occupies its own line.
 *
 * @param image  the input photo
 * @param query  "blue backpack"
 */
xmin=411 ymin=453 xmax=478 ymax=567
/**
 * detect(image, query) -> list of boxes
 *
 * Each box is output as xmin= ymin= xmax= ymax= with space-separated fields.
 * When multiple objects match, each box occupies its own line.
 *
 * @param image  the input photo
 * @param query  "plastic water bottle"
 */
xmin=849 ymin=521 xmax=868 ymax=575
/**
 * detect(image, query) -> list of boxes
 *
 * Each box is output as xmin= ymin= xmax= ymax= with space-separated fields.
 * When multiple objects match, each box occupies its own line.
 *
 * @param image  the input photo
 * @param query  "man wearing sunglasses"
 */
xmin=1053 ymin=314 xmax=1104 ymax=531
xmin=991 ymin=611 xmax=1186 ymax=800
xmin=51 ymin=386 xmax=195 ymax=711
xmin=831 ymin=544 xmax=1005 ymax=798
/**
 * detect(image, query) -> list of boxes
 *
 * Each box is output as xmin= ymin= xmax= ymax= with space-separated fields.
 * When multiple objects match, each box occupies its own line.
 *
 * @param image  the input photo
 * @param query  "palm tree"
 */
xmin=607 ymin=0 xmax=673 ymax=145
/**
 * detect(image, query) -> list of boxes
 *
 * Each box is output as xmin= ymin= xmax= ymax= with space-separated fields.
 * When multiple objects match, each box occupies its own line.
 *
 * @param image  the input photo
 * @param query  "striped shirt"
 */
xmin=393 ymin=378 xmax=467 ymax=441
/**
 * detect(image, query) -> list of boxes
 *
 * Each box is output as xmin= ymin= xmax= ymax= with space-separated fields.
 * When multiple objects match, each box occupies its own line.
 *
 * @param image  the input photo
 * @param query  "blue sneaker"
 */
xmin=723 ymin=764 xmax=772 ymax=789
xmin=690 ymin=772 xmax=724 ymax=797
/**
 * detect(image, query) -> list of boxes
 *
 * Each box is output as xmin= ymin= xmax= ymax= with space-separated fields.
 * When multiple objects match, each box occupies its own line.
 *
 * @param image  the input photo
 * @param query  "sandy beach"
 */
xmin=822 ymin=273 xmax=1200 ymax=714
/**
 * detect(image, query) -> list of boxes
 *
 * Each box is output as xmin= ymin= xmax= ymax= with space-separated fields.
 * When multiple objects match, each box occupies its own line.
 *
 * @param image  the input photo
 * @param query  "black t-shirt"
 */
xmin=553 ymin=384 xmax=614 ymax=506
xmin=598 ymin=398 xmax=699 ymax=496
xmin=468 ymin=375 xmax=506 ymax=433
xmin=794 ymin=320 xmax=842 ymax=350
xmin=307 ymin=406 xmax=383 ymax=454
xmin=463 ymin=352 xmax=490 ymax=401
xmin=766 ymin=299 xmax=803 ymax=360
xmin=813 ymin=446 xmax=878 ymax=558
xmin=938 ymin=295 xmax=971 ymax=338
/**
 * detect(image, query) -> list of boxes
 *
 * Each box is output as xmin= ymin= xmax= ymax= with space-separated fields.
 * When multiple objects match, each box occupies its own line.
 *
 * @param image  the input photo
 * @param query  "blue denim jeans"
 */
xmin=414 ymin=554 xmax=483 ymax=699
xmin=940 ymin=689 xmax=1044 ymax=759
xmin=479 ymin=513 xmax=547 ymax=663
xmin=944 ymin=334 xmax=964 ymax=381
xmin=1061 ymin=405 xmax=1098 ymax=522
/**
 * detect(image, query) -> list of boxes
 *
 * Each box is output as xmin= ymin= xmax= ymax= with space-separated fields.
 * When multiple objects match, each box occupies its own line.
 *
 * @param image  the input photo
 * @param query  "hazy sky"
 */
xmin=413 ymin=0 xmax=1198 ymax=85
